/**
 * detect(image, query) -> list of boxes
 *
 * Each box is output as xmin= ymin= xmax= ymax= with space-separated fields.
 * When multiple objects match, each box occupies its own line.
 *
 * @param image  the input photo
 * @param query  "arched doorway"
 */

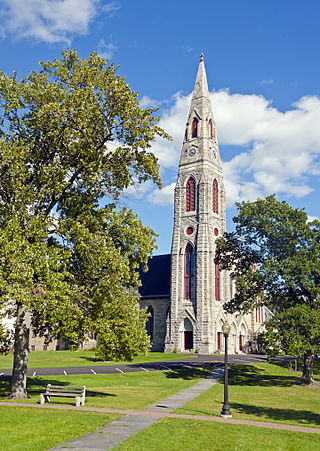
xmin=239 ymin=324 xmax=246 ymax=351
xmin=180 ymin=318 xmax=193 ymax=350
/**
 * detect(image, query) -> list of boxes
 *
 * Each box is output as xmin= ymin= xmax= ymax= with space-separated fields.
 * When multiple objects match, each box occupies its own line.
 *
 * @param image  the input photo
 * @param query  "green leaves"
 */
xmin=218 ymin=195 xmax=320 ymax=356
xmin=0 ymin=49 xmax=169 ymax=362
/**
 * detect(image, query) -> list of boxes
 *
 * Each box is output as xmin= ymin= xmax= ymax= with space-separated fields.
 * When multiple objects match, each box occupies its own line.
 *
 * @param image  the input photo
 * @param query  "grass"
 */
xmin=115 ymin=417 xmax=320 ymax=451
xmin=0 ymin=368 xmax=211 ymax=410
xmin=0 ymin=350 xmax=193 ymax=370
xmin=2 ymin=362 xmax=320 ymax=450
xmin=0 ymin=405 xmax=119 ymax=451
xmin=176 ymin=362 xmax=320 ymax=428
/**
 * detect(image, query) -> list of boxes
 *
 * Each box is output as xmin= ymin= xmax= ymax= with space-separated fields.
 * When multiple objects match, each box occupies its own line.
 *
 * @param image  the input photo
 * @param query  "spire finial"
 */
xmin=200 ymin=53 xmax=204 ymax=62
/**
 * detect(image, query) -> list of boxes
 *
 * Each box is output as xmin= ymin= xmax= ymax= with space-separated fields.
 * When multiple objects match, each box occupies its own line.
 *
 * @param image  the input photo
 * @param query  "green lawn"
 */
xmin=115 ymin=417 xmax=320 ymax=451
xmin=0 ymin=368 xmax=211 ymax=410
xmin=2 ymin=362 xmax=320 ymax=450
xmin=0 ymin=406 xmax=119 ymax=451
xmin=0 ymin=350 xmax=193 ymax=370
xmin=176 ymin=362 xmax=320 ymax=428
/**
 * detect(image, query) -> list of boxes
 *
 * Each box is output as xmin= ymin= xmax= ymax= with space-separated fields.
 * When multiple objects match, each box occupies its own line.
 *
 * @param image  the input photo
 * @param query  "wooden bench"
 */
xmin=40 ymin=384 xmax=86 ymax=407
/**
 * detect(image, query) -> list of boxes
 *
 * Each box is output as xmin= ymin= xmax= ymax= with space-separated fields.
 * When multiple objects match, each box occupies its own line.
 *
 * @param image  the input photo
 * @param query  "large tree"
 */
xmin=0 ymin=49 xmax=169 ymax=398
xmin=216 ymin=195 xmax=320 ymax=384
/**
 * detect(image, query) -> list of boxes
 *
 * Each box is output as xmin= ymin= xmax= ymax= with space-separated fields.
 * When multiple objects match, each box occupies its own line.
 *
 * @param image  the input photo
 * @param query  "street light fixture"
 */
xmin=220 ymin=320 xmax=232 ymax=418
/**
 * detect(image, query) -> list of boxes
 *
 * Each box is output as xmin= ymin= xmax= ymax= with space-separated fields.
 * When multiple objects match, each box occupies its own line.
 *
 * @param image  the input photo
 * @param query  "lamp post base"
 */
xmin=220 ymin=403 xmax=232 ymax=418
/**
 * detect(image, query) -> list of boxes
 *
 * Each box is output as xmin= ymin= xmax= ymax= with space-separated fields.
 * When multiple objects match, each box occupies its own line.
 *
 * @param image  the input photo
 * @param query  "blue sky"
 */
xmin=1 ymin=0 xmax=320 ymax=254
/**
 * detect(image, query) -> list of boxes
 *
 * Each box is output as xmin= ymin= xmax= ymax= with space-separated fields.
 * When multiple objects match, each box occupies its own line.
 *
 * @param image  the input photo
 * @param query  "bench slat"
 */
xmin=43 ymin=393 xmax=82 ymax=398
xmin=45 ymin=388 xmax=84 ymax=391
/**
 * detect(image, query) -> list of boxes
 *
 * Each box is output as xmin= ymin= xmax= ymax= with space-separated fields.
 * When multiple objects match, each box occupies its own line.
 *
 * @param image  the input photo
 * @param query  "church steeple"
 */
xmin=166 ymin=54 xmax=227 ymax=354
xmin=181 ymin=54 xmax=220 ymax=165
xmin=191 ymin=53 xmax=210 ymax=103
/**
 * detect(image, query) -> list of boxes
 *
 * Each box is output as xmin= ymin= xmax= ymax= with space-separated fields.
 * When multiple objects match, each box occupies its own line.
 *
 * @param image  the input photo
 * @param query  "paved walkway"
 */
xmin=49 ymin=365 xmax=225 ymax=450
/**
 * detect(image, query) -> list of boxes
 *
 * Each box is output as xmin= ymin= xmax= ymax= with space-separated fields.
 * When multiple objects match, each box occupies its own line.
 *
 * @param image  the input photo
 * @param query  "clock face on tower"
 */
xmin=189 ymin=147 xmax=196 ymax=157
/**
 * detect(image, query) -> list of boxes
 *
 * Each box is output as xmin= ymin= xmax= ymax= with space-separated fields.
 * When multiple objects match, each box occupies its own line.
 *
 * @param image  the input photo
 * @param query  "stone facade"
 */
xmin=140 ymin=55 xmax=267 ymax=354
xmin=140 ymin=297 xmax=170 ymax=351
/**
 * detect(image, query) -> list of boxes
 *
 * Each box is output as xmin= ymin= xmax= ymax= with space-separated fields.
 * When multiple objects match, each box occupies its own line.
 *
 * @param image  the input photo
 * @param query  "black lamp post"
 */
xmin=220 ymin=320 xmax=232 ymax=418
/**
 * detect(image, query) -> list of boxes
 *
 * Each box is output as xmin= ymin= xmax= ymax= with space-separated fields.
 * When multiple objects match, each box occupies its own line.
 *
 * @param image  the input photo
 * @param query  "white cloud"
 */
xmin=97 ymin=38 xmax=116 ymax=59
xmin=307 ymin=215 xmax=319 ymax=223
xmin=140 ymin=96 xmax=160 ymax=108
xmin=261 ymin=79 xmax=274 ymax=85
xmin=101 ymin=1 xmax=120 ymax=15
xmin=147 ymin=183 xmax=175 ymax=206
xmin=122 ymin=180 xmax=153 ymax=200
xmin=148 ymin=89 xmax=320 ymax=207
xmin=150 ymin=92 xmax=191 ymax=170
xmin=0 ymin=0 xmax=118 ymax=44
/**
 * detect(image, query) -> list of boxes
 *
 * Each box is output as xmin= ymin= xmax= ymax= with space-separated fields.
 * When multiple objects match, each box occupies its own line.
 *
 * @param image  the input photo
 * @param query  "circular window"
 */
xmin=186 ymin=226 xmax=193 ymax=235
xmin=214 ymin=228 xmax=219 ymax=236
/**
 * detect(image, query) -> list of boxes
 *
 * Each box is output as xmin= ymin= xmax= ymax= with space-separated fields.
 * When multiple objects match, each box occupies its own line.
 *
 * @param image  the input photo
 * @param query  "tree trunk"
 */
xmin=298 ymin=350 xmax=314 ymax=385
xmin=7 ymin=304 xmax=31 ymax=399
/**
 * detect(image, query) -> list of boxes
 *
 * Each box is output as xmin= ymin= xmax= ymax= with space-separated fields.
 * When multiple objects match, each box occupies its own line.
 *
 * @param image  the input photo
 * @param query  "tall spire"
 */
xmin=191 ymin=53 xmax=210 ymax=102
xmin=167 ymin=54 xmax=227 ymax=355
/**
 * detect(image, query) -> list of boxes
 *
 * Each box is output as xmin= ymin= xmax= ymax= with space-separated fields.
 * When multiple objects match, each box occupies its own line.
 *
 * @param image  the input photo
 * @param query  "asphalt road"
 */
xmin=0 ymin=354 xmax=267 ymax=377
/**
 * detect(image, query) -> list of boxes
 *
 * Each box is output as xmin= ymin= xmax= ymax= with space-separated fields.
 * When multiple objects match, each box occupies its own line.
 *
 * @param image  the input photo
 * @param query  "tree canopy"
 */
xmin=0 ymin=49 xmax=169 ymax=398
xmin=216 ymin=195 xmax=320 ymax=384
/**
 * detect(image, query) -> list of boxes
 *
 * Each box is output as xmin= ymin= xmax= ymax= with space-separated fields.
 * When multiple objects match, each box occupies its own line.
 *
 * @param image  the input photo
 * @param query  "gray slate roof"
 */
xmin=139 ymin=254 xmax=171 ymax=298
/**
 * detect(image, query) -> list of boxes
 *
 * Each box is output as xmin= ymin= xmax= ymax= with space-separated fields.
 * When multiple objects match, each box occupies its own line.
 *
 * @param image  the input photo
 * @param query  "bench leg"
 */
xmin=75 ymin=397 xmax=80 ymax=407
xmin=40 ymin=394 xmax=50 ymax=404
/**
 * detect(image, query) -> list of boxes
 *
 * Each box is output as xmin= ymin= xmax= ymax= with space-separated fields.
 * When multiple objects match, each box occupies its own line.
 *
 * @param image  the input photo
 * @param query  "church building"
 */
xmin=139 ymin=55 xmax=268 ymax=354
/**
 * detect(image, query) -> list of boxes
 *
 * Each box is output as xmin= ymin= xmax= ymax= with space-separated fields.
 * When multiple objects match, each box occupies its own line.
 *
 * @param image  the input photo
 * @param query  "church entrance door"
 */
xmin=239 ymin=335 xmax=243 ymax=351
xmin=184 ymin=331 xmax=193 ymax=350
xmin=217 ymin=332 xmax=222 ymax=351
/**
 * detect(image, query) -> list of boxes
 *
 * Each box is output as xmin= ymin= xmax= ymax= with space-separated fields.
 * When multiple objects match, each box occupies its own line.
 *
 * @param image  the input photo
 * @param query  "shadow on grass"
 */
xmin=269 ymin=357 xmax=320 ymax=375
xmin=0 ymin=376 xmax=115 ymax=399
xmin=228 ymin=365 xmax=298 ymax=387
xmin=230 ymin=401 xmax=320 ymax=426
xmin=78 ymin=356 xmax=99 ymax=363
xmin=270 ymin=359 xmax=303 ymax=373
xmin=164 ymin=368 xmax=211 ymax=380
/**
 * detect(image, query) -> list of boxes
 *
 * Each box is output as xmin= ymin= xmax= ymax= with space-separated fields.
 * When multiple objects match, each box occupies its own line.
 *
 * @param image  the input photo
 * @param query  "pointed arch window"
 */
xmin=215 ymin=250 xmax=221 ymax=302
xmin=186 ymin=177 xmax=195 ymax=212
xmin=192 ymin=118 xmax=198 ymax=138
xmin=146 ymin=305 xmax=154 ymax=340
xmin=184 ymin=244 xmax=194 ymax=299
xmin=209 ymin=119 xmax=214 ymax=139
xmin=213 ymin=178 xmax=219 ymax=214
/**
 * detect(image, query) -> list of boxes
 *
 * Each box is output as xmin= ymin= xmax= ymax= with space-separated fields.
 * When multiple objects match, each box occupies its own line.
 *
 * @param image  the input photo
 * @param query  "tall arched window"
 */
xmin=192 ymin=118 xmax=198 ymax=138
xmin=184 ymin=244 xmax=194 ymax=299
xmin=146 ymin=305 xmax=154 ymax=340
xmin=209 ymin=119 xmax=214 ymax=139
xmin=213 ymin=178 xmax=219 ymax=214
xmin=215 ymin=250 xmax=221 ymax=302
xmin=186 ymin=177 xmax=195 ymax=212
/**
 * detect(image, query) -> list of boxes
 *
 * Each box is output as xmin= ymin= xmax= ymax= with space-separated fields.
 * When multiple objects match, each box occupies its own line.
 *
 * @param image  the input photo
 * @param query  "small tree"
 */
xmin=0 ymin=49 xmax=169 ymax=398
xmin=216 ymin=195 xmax=320 ymax=384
